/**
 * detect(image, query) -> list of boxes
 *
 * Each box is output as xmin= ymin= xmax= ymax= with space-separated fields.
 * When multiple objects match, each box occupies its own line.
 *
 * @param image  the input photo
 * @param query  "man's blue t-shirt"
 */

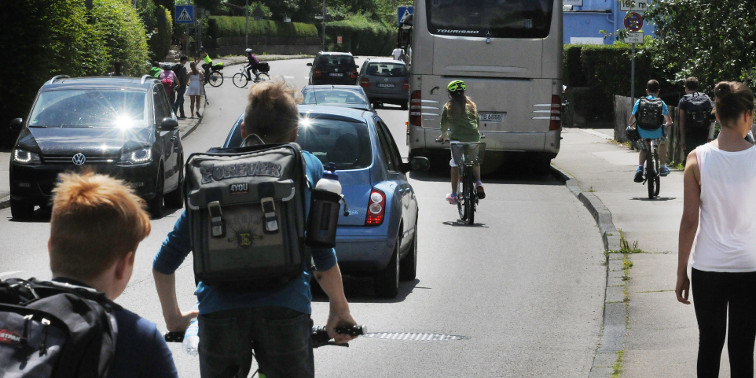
xmin=152 ymin=151 xmax=337 ymax=316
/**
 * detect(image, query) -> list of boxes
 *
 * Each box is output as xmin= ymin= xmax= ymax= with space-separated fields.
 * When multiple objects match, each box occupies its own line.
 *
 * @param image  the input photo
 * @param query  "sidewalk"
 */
xmin=553 ymin=128 xmax=706 ymax=377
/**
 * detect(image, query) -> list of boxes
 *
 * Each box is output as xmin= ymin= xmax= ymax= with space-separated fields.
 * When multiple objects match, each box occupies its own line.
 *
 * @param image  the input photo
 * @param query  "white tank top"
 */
xmin=691 ymin=143 xmax=756 ymax=272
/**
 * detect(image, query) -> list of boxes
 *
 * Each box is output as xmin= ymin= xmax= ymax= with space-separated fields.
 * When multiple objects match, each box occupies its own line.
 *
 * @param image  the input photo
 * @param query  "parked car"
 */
xmin=224 ymin=105 xmax=429 ymax=297
xmin=301 ymin=85 xmax=373 ymax=112
xmin=9 ymin=75 xmax=184 ymax=219
xmin=307 ymin=51 xmax=359 ymax=85
xmin=358 ymin=58 xmax=410 ymax=109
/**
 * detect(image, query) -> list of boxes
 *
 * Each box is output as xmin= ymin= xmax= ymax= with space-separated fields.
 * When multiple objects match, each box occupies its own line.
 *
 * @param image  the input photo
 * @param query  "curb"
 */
xmin=551 ymin=165 xmax=626 ymax=378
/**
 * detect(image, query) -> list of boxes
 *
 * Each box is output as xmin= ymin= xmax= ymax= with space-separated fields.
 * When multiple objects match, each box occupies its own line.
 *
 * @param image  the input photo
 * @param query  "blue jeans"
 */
xmin=198 ymin=307 xmax=313 ymax=378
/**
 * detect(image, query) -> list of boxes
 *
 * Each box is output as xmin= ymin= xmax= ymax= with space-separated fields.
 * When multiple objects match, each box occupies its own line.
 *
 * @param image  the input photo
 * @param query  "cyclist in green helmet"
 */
xmin=438 ymin=80 xmax=485 ymax=203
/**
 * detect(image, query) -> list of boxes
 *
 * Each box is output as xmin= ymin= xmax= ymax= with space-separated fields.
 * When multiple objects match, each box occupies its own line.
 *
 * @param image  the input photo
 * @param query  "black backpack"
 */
xmin=636 ymin=97 xmax=665 ymax=130
xmin=0 ymin=278 xmax=118 ymax=378
xmin=184 ymin=143 xmax=310 ymax=291
xmin=684 ymin=92 xmax=713 ymax=130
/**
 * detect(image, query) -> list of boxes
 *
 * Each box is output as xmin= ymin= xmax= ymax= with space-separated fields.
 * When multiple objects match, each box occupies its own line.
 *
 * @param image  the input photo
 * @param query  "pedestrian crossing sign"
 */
xmin=175 ymin=5 xmax=194 ymax=24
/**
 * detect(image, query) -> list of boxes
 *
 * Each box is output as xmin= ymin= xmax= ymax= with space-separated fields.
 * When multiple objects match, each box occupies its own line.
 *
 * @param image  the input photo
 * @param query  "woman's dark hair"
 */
xmin=713 ymin=81 xmax=754 ymax=127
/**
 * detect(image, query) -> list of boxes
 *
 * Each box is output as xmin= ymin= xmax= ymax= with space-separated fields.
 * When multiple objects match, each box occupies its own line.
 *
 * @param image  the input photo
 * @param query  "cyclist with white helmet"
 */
xmin=437 ymin=80 xmax=485 ymax=204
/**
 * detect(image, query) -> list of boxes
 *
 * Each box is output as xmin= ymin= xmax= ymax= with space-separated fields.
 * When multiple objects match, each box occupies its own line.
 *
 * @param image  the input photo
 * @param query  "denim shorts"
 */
xmin=198 ymin=307 xmax=314 ymax=378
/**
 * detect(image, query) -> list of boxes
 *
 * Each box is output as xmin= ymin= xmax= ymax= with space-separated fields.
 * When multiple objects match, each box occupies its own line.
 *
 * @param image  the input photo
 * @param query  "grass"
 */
xmin=612 ymin=350 xmax=625 ymax=377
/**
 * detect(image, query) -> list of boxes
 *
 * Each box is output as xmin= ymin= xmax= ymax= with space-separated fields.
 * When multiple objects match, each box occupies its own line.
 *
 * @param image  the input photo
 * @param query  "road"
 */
xmin=0 ymin=58 xmax=608 ymax=377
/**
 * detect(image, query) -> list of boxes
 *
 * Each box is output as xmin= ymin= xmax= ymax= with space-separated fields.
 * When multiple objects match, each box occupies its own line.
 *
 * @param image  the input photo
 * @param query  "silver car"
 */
xmin=358 ymin=58 xmax=410 ymax=110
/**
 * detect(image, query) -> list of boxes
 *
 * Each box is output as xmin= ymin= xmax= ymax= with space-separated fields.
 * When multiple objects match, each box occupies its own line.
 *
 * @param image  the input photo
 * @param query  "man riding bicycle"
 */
xmin=628 ymin=79 xmax=672 ymax=182
xmin=245 ymin=48 xmax=261 ymax=81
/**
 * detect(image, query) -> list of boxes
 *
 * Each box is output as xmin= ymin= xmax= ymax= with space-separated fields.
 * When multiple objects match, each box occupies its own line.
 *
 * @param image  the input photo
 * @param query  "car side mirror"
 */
xmin=401 ymin=156 xmax=430 ymax=173
xmin=160 ymin=117 xmax=179 ymax=130
xmin=307 ymin=63 xmax=313 ymax=66
xmin=9 ymin=118 xmax=23 ymax=133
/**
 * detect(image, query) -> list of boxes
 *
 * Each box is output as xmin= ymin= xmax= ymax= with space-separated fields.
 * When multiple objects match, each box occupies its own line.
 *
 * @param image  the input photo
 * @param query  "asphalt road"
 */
xmin=0 ymin=58 xmax=608 ymax=377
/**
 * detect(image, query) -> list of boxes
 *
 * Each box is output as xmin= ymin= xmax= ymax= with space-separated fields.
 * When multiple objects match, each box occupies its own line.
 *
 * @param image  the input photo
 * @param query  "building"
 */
xmin=563 ymin=0 xmax=655 ymax=44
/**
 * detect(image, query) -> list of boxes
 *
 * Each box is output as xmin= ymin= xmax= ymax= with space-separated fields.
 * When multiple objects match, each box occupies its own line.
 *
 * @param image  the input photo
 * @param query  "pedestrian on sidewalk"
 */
xmin=678 ymin=77 xmax=715 ymax=158
xmin=186 ymin=61 xmax=203 ymax=119
xmin=173 ymin=56 xmax=189 ymax=119
xmin=676 ymin=81 xmax=756 ymax=377
xmin=629 ymin=79 xmax=673 ymax=182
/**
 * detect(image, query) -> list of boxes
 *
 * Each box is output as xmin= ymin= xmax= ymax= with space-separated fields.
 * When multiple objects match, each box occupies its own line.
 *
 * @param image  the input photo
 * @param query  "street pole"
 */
xmin=244 ymin=0 xmax=249 ymax=49
xmin=322 ymin=0 xmax=326 ymax=51
xmin=630 ymin=42 xmax=636 ymax=102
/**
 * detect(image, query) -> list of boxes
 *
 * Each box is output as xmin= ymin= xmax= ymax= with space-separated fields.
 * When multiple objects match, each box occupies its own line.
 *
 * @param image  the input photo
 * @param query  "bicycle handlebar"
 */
xmin=163 ymin=324 xmax=366 ymax=348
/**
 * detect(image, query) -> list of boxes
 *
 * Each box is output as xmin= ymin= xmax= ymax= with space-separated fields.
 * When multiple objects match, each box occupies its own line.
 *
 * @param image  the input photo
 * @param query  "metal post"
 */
xmin=322 ymin=0 xmax=326 ymax=51
xmin=244 ymin=0 xmax=249 ymax=49
xmin=630 ymin=43 xmax=636 ymax=101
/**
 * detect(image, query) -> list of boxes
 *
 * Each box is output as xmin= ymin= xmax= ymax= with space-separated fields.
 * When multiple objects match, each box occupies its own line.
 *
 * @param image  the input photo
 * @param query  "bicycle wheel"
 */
xmin=232 ymin=72 xmax=249 ymax=88
xmin=653 ymin=150 xmax=661 ymax=197
xmin=464 ymin=172 xmax=475 ymax=225
xmin=254 ymin=73 xmax=270 ymax=83
xmin=208 ymin=71 xmax=223 ymax=87
xmin=456 ymin=174 xmax=466 ymax=222
xmin=646 ymin=151 xmax=657 ymax=199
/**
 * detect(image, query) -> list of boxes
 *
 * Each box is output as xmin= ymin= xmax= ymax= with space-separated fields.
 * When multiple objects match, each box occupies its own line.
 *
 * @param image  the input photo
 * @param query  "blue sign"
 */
xmin=397 ymin=6 xmax=414 ymax=26
xmin=175 ymin=5 xmax=194 ymax=24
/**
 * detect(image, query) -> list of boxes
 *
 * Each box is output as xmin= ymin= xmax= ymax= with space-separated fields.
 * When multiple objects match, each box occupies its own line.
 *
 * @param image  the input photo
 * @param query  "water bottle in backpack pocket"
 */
xmin=306 ymin=162 xmax=348 ymax=248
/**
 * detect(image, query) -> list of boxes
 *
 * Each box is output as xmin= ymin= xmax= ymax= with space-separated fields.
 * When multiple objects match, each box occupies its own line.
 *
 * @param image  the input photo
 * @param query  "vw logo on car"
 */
xmin=72 ymin=153 xmax=87 ymax=166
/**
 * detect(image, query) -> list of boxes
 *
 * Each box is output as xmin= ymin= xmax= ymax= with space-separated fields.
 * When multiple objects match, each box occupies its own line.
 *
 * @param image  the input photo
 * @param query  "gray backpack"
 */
xmin=185 ymin=143 xmax=309 ymax=290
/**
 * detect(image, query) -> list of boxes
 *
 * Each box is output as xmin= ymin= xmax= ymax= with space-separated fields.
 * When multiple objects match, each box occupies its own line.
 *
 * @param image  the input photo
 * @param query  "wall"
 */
xmin=563 ymin=0 xmax=657 ymax=45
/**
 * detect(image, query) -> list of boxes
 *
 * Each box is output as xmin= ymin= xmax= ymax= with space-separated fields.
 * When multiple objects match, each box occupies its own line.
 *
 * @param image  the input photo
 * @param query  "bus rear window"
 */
xmin=426 ymin=0 xmax=553 ymax=39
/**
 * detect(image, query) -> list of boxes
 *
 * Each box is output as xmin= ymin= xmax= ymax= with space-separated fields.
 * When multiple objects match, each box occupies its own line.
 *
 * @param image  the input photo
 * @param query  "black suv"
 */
xmin=9 ymin=75 xmax=184 ymax=219
xmin=307 ymin=51 xmax=359 ymax=85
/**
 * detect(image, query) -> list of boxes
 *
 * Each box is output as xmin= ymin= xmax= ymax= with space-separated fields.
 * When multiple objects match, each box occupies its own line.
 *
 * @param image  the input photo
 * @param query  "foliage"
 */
xmin=645 ymin=0 xmax=756 ymax=91
xmin=207 ymin=16 xmax=318 ymax=38
xmin=90 ymin=0 xmax=151 ymax=76
xmin=326 ymin=13 xmax=396 ymax=55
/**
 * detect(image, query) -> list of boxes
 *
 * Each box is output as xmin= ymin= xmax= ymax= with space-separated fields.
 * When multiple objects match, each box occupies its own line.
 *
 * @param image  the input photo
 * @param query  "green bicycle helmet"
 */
xmin=447 ymin=80 xmax=466 ymax=93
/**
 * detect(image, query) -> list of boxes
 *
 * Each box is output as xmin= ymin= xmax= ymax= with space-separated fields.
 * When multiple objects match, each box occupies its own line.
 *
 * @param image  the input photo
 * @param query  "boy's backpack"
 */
xmin=184 ymin=143 xmax=309 ymax=291
xmin=0 ymin=278 xmax=118 ymax=378
xmin=685 ymin=92 xmax=713 ymax=129
xmin=636 ymin=97 xmax=664 ymax=130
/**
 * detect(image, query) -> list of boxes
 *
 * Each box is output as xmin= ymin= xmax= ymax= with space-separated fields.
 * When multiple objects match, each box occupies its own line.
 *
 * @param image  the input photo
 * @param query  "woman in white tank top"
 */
xmin=676 ymin=81 xmax=755 ymax=376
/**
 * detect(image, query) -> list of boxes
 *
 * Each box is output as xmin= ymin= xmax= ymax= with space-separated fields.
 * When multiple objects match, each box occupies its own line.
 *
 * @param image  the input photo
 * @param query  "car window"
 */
xmin=153 ymin=86 xmax=172 ymax=124
xmin=374 ymin=119 xmax=402 ymax=171
xmin=302 ymin=89 xmax=368 ymax=106
xmin=297 ymin=117 xmax=371 ymax=170
xmin=317 ymin=55 xmax=354 ymax=68
xmin=28 ymin=89 xmax=147 ymax=128
xmin=366 ymin=63 xmax=407 ymax=77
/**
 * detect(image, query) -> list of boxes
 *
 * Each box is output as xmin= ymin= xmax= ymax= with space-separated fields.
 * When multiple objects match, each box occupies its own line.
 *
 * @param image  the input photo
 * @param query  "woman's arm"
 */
xmin=676 ymin=150 xmax=701 ymax=304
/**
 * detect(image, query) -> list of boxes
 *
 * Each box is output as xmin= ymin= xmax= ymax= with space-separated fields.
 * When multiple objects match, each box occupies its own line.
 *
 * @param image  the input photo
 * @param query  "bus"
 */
xmin=405 ymin=0 xmax=563 ymax=172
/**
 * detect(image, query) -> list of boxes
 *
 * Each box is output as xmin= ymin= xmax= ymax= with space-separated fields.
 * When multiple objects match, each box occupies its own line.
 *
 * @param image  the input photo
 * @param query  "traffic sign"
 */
xmin=624 ymin=12 xmax=643 ymax=32
xmin=620 ymin=0 xmax=648 ymax=11
xmin=397 ymin=6 xmax=414 ymax=26
xmin=175 ymin=5 xmax=194 ymax=24
xmin=624 ymin=31 xmax=644 ymax=44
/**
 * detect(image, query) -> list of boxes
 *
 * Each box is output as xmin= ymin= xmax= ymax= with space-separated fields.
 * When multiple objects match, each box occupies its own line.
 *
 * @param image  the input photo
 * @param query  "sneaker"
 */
xmin=476 ymin=184 xmax=486 ymax=199
xmin=659 ymin=165 xmax=670 ymax=176
xmin=178 ymin=115 xmax=187 ymax=120
xmin=634 ymin=167 xmax=644 ymax=183
xmin=446 ymin=193 xmax=458 ymax=205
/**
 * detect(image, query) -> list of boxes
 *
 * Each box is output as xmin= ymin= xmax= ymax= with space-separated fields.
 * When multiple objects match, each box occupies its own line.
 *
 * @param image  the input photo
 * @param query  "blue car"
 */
xmin=224 ymin=105 xmax=429 ymax=297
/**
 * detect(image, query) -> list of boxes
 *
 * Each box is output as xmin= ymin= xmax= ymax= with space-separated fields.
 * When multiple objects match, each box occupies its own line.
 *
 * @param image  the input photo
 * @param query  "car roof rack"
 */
xmin=47 ymin=75 xmax=70 ymax=84
xmin=140 ymin=75 xmax=154 ymax=85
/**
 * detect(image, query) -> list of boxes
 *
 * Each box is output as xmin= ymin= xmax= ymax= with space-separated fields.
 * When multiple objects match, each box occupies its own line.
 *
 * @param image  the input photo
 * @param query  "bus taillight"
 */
xmin=410 ymin=90 xmax=422 ymax=126
xmin=550 ymin=95 xmax=561 ymax=131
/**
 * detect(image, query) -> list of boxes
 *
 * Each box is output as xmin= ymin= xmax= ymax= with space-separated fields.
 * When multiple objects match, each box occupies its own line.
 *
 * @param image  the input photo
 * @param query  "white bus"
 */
xmin=406 ymin=0 xmax=563 ymax=172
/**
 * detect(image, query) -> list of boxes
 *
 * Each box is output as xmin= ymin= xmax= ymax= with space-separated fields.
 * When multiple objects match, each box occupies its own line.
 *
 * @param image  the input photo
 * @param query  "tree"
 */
xmin=646 ymin=0 xmax=756 ymax=91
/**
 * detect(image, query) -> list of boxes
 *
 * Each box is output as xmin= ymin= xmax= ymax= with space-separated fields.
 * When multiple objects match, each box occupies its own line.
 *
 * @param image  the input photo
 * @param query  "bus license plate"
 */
xmin=329 ymin=73 xmax=344 ymax=77
xmin=479 ymin=112 xmax=504 ymax=122
xmin=377 ymin=83 xmax=395 ymax=88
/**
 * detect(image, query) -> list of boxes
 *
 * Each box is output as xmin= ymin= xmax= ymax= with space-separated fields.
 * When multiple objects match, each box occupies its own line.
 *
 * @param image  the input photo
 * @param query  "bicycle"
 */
xmin=202 ymin=62 xmax=225 ymax=87
xmin=640 ymin=136 xmax=661 ymax=199
xmin=164 ymin=324 xmax=365 ymax=377
xmin=436 ymin=138 xmax=486 ymax=225
xmin=232 ymin=62 xmax=271 ymax=88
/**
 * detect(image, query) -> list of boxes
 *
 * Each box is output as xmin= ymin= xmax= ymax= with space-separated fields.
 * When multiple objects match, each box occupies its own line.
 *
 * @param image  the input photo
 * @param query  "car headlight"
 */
xmin=120 ymin=147 xmax=152 ymax=164
xmin=12 ymin=148 xmax=42 ymax=165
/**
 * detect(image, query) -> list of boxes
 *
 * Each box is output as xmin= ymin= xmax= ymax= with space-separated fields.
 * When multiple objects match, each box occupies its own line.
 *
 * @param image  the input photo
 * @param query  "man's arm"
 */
xmin=313 ymin=264 xmax=358 ymax=344
xmin=153 ymin=269 xmax=197 ymax=332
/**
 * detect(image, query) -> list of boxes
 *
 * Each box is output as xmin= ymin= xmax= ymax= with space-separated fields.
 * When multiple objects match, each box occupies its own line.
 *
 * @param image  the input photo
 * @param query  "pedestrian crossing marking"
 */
xmin=177 ymin=8 xmax=192 ymax=22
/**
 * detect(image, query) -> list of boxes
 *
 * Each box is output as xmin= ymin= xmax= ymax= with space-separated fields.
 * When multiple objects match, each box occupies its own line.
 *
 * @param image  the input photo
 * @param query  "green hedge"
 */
xmin=207 ymin=17 xmax=318 ymax=39
xmin=325 ymin=15 xmax=396 ymax=55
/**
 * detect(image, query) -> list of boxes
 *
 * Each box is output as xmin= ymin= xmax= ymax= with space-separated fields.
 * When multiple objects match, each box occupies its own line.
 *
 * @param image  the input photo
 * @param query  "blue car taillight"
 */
xmin=365 ymin=189 xmax=385 ymax=226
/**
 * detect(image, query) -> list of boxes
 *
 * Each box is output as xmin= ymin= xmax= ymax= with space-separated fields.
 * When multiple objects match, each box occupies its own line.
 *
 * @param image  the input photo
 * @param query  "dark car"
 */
xmin=307 ymin=52 xmax=359 ymax=85
xmin=224 ymin=105 xmax=429 ymax=297
xmin=301 ymin=85 xmax=373 ymax=112
xmin=358 ymin=58 xmax=410 ymax=109
xmin=9 ymin=75 xmax=184 ymax=219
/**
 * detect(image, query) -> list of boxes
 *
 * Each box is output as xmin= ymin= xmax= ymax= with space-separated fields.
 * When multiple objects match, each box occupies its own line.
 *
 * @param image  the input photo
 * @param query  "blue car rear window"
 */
xmin=297 ymin=118 xmax=371 ymax=170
